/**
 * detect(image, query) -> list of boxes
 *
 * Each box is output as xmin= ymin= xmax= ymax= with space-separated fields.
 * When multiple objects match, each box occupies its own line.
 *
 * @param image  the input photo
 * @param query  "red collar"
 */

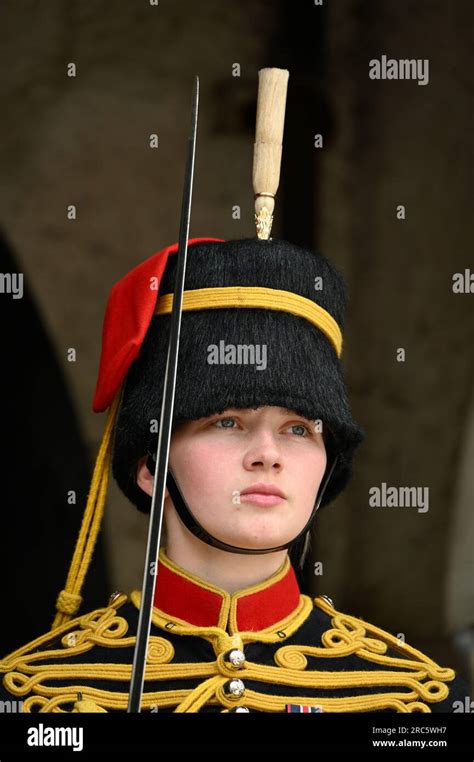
xmin=152 ymin=549 xmax=302 ymax=632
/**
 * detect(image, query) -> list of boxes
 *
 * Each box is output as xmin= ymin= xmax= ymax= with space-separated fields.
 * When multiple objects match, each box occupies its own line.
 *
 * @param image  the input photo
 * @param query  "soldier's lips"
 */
xmin=239 ymin=493 xmax=286 ymax=507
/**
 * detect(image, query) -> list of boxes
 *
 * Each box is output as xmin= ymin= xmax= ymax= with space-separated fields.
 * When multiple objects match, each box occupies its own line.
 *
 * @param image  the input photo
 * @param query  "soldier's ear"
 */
xmin=136 ymin=456 xmax=170 ymax=500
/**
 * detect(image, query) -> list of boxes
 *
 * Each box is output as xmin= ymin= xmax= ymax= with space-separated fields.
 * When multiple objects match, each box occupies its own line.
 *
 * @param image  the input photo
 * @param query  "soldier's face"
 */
xmin=141 ymin=406 xmax=327 ymax=550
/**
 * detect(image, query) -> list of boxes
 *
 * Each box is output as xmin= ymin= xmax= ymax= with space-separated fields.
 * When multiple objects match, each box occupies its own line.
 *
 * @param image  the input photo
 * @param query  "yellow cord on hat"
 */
xmin=155 ymin=286 xmax=343 ymax=358
xmin=51 ymin=388 xmax=122 ymax=630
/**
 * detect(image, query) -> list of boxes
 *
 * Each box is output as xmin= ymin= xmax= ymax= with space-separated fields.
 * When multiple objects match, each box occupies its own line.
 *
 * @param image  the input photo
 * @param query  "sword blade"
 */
xmin=127 ymin=75 xmax=199 ymax=713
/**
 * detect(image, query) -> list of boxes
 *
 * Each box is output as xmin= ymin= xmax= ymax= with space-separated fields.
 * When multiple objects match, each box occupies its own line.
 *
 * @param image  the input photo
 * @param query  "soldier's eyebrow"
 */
xmin=202 ymin=408 xmax=317 ymax=426
xmin=205 ymin=407 xmax=315 ymax=420
xmin=281 ymin=408 xmax=314 ymax=423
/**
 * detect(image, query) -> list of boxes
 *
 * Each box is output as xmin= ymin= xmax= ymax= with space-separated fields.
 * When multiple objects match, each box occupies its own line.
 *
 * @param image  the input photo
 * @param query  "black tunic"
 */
xmin=0 ymin=550 xmax=468 ymax=713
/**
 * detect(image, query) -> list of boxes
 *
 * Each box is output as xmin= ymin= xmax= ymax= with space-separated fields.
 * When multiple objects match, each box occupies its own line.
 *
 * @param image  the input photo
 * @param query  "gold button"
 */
xmin=225 ymin=648 xmax=246 ymax=669
xmin=224 ymin=679 xmax=245 ymax=698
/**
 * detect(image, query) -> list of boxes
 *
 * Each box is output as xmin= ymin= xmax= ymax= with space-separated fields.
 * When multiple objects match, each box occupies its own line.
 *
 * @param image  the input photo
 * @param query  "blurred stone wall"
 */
xmin=315 ymin=1 xmax=473 ymax=658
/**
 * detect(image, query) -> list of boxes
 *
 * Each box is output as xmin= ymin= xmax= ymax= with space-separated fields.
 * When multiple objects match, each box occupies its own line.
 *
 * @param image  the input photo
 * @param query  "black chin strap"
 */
xmin=146 ymin=453 xmax=339 ymax=556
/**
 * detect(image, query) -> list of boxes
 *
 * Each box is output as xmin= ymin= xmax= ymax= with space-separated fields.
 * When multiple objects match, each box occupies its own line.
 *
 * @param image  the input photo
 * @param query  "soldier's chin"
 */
xmin=214 ymin=528 xmax=294 ymax=551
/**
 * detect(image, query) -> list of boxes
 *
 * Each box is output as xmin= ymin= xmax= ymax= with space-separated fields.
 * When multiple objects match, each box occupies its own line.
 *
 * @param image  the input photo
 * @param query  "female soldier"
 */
xmin=0 ymin=235 xmax=467 ymax=713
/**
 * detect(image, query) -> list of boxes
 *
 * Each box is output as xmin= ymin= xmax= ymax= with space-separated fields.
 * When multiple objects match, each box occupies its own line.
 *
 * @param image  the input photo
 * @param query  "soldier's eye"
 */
xmin=215 ymin=417 xmax=237 ymax=429
xmin=288 ymin=424 xmax=310 ymax=437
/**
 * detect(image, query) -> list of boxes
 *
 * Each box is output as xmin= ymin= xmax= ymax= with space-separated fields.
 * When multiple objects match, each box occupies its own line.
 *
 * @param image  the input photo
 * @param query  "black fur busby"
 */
xmin=111 ymin=237 xmax=365 ymax=518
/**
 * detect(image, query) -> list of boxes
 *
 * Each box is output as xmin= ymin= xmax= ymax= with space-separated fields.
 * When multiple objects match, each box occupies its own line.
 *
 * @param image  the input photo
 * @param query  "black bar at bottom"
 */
xmin=0 ymin=712 xmax=472 ymax=759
